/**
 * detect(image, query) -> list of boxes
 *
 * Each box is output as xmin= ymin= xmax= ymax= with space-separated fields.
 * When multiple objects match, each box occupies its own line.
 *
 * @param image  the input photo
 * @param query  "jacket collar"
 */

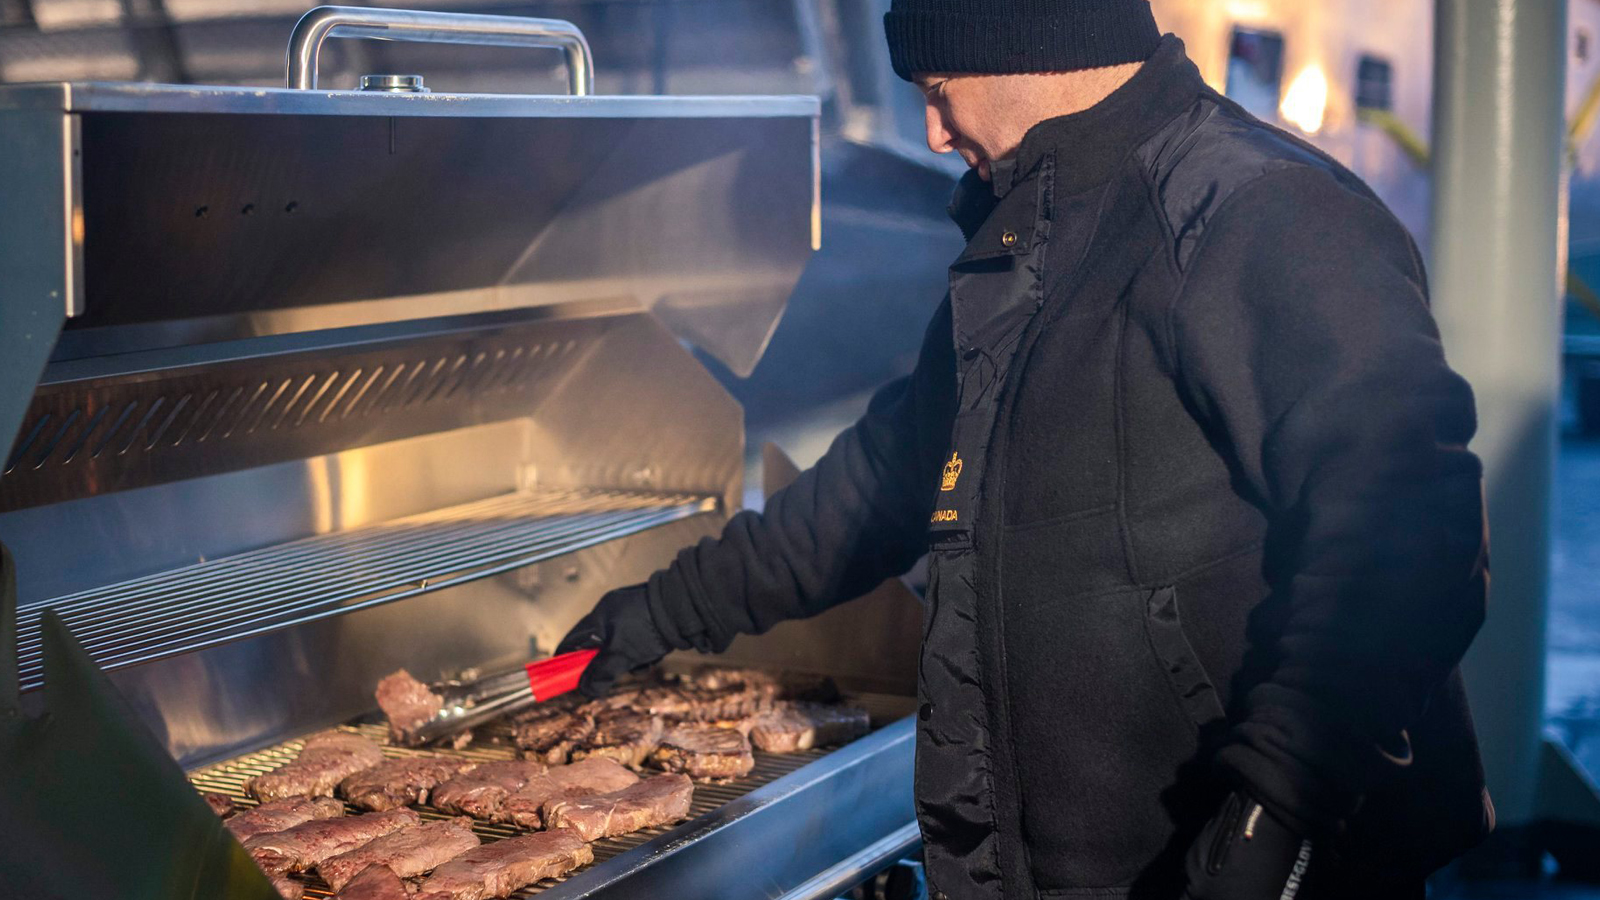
xmin=945 ymin=35 xmax=1201 ymax=257
xmin=1010 ymin=35 xmax=1203 ymax=195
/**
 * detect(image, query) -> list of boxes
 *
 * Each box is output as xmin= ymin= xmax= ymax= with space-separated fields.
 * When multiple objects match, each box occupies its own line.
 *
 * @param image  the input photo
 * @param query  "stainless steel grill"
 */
xmin=0 ymin=7 xmax=923 ymax=898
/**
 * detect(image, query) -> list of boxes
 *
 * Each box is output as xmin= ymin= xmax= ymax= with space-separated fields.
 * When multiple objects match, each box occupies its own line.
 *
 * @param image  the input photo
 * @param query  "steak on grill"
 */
xmin=319 ymin=817 xmax=480 ymax=891
xmin=543 ymin=773 xmax=694 ymax=842
xmin=496 ymin=756 xmax=641 ymax=829
xmin=414 ymin=830 xmax=593 ymax=900
xmin=650 ymin=725 xmax=754 ymax=782
xmin=429 ymin=759 xmax=547 ymax=819
xmin=376 ymin=669 xmax=444 ymax=743
xmin=245 ymin=808 xmax=419 ymax=876
xmin=246 ymin=731 xmax=385 ymax=801
xmin=511 ymin=707 xmax=589 ymax=765
xmin=335 ymin=864 xmax=409 ymax=900
xmin=686 ymin=666 xmax=778 ymax=693
xmin=203 ymin=792 xmax=235 ymax=817
xmin=340 ymin=756 xmax=479 ymax=811
xmin=749 ymin=703 xmax=871 ymax=753
xmin=226 ymin=796 xmax=347 ymax=843
xmin=571 ymin=709 xmax=662 ymax=770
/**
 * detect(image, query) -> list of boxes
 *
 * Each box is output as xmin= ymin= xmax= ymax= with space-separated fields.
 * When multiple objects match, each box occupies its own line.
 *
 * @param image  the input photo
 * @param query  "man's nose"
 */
xmin=925 ymin=104 xmax=956 ymax=154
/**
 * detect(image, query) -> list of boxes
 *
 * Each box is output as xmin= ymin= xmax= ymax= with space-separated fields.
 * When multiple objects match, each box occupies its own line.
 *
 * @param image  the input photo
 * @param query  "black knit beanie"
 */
xmin=884 ymin=0 xmax=1162 ymax=81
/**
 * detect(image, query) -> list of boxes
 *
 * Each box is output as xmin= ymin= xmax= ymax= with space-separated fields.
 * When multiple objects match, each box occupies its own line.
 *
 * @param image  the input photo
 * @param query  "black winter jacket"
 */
xmin=640 ymin=37 xmax=1492 ymax=898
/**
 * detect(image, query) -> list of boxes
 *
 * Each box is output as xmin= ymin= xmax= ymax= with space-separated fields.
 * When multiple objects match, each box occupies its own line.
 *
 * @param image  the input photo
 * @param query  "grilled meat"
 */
xmin=650 ymin=725 xmax=754 ymax=782
xmin=511 ymin=707 xmax=589 ymax=765
xmin=684 ymin=685 xmax=774 ymax=722
xmin=319 ymin=817 xmax=480 ymax=891
xmin=543 ymin=774 xmax=694 ymax=842
xmin=245 ymin=808 xmax=419 ymax=876
xmin=630 ymin=685 xmax=702 ymax=718
xmin=571 ymin=709 xmax=662 ymax=769
xmin=414 ymin=830 xmax=593 ymax=900
xmin=377 ymin=669 xmax=445 ymax=744
xmin=204 ymin=792 xmax=235 ymax=818
xmin=496 ymin=757 xmax=640 ymax=829
xmin=340 ymin=756 xmax=479 ymax=812
xmin=270 ymin=875 xmax=305 ymax=900
xmin=335 ymin=865 xmax=409 ymax=900
xmin=430 ymin=759 xmax=547 ymax=819
xmin=749 ymin=703 xmax=871 ymax=753
xmin=687 ymin=666 xmax=839 ymax=705
xmin=575 ymin=686 xmax=642 ymax=718
xmin=226 ymin=796 xmax=347 ymax=843
xmin=246 ymin=731 xmax=385 ymax=801
xmin=686 ymin=666 xmax=778 ymax=693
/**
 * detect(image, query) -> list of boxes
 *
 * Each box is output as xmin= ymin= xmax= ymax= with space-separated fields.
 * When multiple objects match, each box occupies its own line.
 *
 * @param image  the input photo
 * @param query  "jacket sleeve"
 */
xmin=641 ymin=300 xmax=954 ymax=654
xmin=1168 ymin=167 xmax=1489 ymax=835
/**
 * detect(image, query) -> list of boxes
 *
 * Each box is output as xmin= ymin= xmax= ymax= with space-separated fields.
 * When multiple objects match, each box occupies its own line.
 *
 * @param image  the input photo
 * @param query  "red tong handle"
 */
xmin=525 ymin=648 xmax=598 ymax=701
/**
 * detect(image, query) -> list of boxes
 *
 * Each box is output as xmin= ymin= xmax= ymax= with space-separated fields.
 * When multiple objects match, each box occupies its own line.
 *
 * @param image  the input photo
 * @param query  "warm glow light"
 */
xmin=1225 ymin=0 xmax=1271 ymax=21
xmin=1280 ymin=65 xmax=1329 ymax=135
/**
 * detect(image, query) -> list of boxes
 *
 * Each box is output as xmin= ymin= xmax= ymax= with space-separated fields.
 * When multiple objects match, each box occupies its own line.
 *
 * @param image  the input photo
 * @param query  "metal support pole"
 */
xmin=1431 ymin=0 xmax=1568 ymax=828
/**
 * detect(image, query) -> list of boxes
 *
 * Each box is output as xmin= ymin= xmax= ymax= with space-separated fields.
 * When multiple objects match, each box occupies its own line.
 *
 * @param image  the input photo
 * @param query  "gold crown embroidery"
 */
xmin=941 ymin=452 xmax=963 ymax=492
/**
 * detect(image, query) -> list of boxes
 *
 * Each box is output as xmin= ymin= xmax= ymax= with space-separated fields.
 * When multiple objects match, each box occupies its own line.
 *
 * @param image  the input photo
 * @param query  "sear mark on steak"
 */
xmin=414 ymin=829 xmax=593 ymax=900
xmin=319 ymin=816 xmax=480 ymax=891
xmin=247 ymin=731 xmax=385 ymax=802
xmin=570 ymin=709 xmax=662 ymax=770
xmin=226 ymin=796 xmax=346 ymax=843
xmin=203 ymin=792 xmax=235 ymax=818
xmin=245 ymin=808 xmax=419 ymax=876
xmin=429 ymin=759 xmax=547 ymax=820
xmin=496 ymin=756 xmax=640 ymax=829
xmin=340 ymin=756 xmax=478 ymax=812
xmin=334 ymin=864 xmax=409 ymax=900
xmin=650 ymin=725 xmax=754 ymax=782
xmin=749 ymin=703 xmax=871 ymax=754
xmin=377 ymin=669 xmax=444 ymax=743
xmin=543 ymin=773 xmax=694 ymax=842
xmin=511 ymin=707 xmax=589 ymax=765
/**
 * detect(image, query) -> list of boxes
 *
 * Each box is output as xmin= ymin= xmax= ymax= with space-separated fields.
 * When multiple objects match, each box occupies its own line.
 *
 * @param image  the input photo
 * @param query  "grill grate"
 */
xmin=15 ymin=488 xmax=716 ymax=692
xmin=190 ymin=693 xmax=915 ymax=898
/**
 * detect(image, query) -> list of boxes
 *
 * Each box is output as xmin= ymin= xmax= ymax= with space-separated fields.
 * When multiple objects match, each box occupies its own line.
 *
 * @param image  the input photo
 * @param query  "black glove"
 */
xmin=1182 ymin=791 xmax=1315 ymax=900
xmin=556 ymin=584 xmax=672 ymax=698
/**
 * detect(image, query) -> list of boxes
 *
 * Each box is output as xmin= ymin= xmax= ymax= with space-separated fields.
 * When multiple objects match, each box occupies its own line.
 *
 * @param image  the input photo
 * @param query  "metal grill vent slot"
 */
xmin=8 ymin=344 xmax=580 ymax=466
xmin=13 ymin=488 xmax=715 ymax=692
xmin=0 ymin=315 xmax=616 ymax=512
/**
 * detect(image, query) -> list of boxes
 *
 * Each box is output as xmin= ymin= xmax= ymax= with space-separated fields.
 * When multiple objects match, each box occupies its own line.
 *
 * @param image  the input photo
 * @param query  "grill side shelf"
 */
xmin=12 ymin=488 xmax=715 ymax=692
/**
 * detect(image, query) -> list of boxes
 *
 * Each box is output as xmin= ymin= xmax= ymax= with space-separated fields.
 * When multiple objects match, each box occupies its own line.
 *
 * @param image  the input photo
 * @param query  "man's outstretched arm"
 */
xmin=562 ymin=301 xmax=955 ymax=694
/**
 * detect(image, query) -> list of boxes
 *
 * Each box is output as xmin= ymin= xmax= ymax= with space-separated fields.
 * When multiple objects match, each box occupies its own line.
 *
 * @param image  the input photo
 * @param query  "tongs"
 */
xmin=400 ymin=648 xmax=597 ymax=746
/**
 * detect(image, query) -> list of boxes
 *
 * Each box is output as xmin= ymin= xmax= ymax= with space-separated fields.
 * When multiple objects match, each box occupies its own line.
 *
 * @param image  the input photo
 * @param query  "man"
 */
xmin=561 ymin=1 xmax=1493 ymax=897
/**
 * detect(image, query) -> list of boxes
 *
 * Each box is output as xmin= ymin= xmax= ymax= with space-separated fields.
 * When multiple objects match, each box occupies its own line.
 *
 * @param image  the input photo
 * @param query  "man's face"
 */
xmin=913 ymin=64 xmax=1144 ymax=182
xmin=915 ymin=73 xmax=1014 ymax=182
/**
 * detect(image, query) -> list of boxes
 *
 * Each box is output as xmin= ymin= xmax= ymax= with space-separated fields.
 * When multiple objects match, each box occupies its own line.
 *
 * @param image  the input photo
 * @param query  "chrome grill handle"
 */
xmin=285 ymin=5 xmax=594 ymax=95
